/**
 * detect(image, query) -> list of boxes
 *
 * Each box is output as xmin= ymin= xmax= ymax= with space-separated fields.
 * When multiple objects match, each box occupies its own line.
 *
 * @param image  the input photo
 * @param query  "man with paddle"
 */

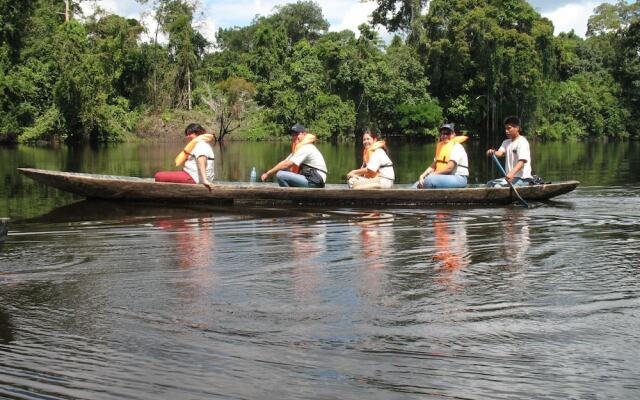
xmin=486 ymin=116 xmax=532 ymax=188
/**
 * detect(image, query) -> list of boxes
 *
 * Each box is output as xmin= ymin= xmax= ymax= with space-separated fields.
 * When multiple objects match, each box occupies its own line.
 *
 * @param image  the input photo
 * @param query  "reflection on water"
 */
xmin=290 ymin=222 xmax=327 ymax=303
xmin=1 ymin=150 xmax=640 ymax=398
xmin=353 ymin=213 xmax=394 ymax=303
xmin=156 ymin=217 xmax=217 ymax=304
xmin=501 ymin=209 xmax=530 ymax=266
xmin=0 ymin=307 xmax=14 ymax=343
xmin=431 ymin=212 xmax=471 ymax=291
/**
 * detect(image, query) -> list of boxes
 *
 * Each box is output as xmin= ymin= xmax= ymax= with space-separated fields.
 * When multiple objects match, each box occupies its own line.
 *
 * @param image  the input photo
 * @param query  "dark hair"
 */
xmin=363 ymin=129 xmax=388 ymax=152
xmin=503 ymin=116 xmax=521 ymax=127
xmin=185 ymin=123 xmax=206 ymax=136
xmin=363 ymin=130 xmax=381 ymax=141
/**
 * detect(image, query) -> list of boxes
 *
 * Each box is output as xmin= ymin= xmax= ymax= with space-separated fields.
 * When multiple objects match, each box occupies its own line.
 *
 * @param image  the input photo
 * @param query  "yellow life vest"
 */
xmin=290 ymin=133 xmax=317 ymax=174
xmin=434 ymin=135 xmax=468 ymax=172
xmin=362 ymin=140 xmax=387 ymax=178
xmin=174 ymin=133 xmax=215 ymax=166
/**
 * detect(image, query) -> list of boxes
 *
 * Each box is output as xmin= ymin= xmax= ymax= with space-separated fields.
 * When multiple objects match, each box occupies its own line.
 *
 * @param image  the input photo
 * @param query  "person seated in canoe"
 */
xmin=260 ymin=123 xmax=328 ymax=188
xmin=346 ymin=130 xmax=395 ymax=189
xmin=486 ymin=116 xmax=532 ymax=187
xmin=415 ymin=123 xmax=469 ymax=189
xmin=155 ymin=123 xmax=215 ymax=190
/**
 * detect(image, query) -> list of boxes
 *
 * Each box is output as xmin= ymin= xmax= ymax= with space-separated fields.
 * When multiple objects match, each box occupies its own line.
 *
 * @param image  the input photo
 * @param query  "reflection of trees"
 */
xmin=532 ymin=141 xmax=638 ymax=184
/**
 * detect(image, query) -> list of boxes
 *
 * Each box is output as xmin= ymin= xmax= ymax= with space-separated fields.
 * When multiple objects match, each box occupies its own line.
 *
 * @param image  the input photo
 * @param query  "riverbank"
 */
xmin=134 ymin=109 xmax=276 ymax=142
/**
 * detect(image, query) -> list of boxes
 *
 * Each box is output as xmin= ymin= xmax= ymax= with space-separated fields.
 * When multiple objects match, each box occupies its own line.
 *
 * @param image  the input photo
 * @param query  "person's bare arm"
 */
xmin=197 ymin=156 xmax=212 ymax=190
xmin=261 ymin=159 xmax=295 ymax=181
xmin=346 ymin=167 xmax=368 ymax=179
xmin=506 ymin=160 xmax=526 ymax=182
xmin=417 ymin=161 xmax=437 ymax=187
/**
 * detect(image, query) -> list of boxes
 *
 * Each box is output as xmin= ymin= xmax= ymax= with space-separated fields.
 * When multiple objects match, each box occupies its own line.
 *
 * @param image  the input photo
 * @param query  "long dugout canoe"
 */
xmin=18 ymin=168 xmax=579 ymax=206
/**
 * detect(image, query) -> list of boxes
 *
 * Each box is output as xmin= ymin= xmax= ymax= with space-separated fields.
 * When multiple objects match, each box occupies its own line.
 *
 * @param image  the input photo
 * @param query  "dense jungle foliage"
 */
xmin=1 ymin=0 xmax=639 ymax=143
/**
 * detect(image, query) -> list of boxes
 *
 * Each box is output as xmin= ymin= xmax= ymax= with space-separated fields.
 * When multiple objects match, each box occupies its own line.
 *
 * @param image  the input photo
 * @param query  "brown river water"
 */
xmin=0 ymin=140 xmax=639 ymax=399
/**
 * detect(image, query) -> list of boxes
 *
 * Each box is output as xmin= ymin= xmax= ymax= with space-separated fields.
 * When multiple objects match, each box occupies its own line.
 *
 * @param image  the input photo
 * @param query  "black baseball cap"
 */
xmin=290 ymin=123 xmax=305 ymax=133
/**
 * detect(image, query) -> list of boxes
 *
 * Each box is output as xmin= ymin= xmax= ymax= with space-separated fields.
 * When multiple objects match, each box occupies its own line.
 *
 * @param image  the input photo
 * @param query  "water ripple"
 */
xmin=1 ymin=193 xmax=640 ymax=399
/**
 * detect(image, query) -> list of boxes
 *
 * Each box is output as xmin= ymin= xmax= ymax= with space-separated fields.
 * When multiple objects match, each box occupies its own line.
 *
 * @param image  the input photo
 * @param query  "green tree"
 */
xmin=200 ymin=76 xmax=257 ymax=141
xmin=161 ymin=0 xmax=208 ymax=110
xmin=538 ymin=71 xmax=628 ymax=139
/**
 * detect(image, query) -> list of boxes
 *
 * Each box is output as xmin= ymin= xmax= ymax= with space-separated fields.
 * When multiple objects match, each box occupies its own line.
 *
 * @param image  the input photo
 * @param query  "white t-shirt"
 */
xmin=288 ymin=144 xmax=328 ymax=182
xmin=449 ymin=143 xmax=469 ymax=176
xmin=498 ymin=136 xmax=532 ymax=179
xmin=183 ymin=141 xmax=215 ymax=183
xmin=366 ymin=148 xmax=395 ymax=180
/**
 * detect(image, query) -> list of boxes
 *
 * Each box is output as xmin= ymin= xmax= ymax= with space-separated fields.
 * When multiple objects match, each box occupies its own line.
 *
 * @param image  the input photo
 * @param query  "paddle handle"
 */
xmin=491 ymin=153 xmax=508 ymax=177
xmin=491 ymin=153 xmax=529 ymax=208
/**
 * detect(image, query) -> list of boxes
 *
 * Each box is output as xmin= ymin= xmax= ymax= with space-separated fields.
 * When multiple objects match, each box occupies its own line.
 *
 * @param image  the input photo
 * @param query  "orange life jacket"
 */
xmin=289 ymin=133 xmax=317 ymax=174
xmin=174 ymin=133 xmax=215 ymax=166
xmin=434 ymin=135 xmax=468 ymax=172
xmin=362 ymin=140 xmax=387 ymax=178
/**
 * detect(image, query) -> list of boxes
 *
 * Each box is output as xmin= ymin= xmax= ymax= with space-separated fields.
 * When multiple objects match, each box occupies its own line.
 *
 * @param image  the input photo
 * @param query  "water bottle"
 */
xmin=250 ymin=167 xmax=257 ymax=183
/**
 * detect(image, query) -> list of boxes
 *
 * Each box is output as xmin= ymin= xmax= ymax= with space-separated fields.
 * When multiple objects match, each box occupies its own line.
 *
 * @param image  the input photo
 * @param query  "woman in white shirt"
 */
xmin=346 ymin=130 xmax=395 ymax=189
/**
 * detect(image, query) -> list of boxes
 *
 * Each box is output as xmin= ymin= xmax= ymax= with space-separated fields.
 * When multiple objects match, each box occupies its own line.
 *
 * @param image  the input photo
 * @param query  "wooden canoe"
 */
xmin=18 ymin=168 xmax=579 ymax=206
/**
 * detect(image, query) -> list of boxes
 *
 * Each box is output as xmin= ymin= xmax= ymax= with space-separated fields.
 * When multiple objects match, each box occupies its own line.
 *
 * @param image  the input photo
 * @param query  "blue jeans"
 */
xmin=486 ymin=177 xmax=529 ymax=187
xmin=415 ymin=174 xmax=467 ymax=189
xmin=276 ymin=170 xmax=323 ymax=188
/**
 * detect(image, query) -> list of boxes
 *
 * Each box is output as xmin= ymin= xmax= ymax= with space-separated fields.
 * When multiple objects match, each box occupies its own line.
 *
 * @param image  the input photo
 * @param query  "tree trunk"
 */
xmin=153 ymin=19 xmax=159 ymax=112
xmin=187 ymin=66 xmax=192 ymax=111
xmin=64 ymin=0 xmax=70 ymax=22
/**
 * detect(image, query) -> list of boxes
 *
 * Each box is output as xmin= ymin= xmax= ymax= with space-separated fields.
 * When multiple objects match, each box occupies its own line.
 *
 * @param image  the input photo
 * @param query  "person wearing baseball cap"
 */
xmin=260 ymin=123 xmax=328 ymax=187
xmin=415 ymin=123 xmax=469 ymax=189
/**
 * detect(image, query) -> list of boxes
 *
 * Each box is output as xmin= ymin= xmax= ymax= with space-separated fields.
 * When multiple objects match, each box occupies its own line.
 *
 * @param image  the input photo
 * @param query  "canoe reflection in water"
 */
xmin=431 ymin=212 xmax=471 ymax=291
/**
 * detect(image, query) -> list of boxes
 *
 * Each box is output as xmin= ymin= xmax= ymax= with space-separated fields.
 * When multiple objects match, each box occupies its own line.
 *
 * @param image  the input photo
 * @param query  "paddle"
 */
xmin=491 ymin=153 xmax=529 ymax=208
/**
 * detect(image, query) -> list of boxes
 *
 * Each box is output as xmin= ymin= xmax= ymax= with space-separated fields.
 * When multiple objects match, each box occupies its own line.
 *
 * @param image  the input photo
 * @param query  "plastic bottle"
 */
xmin=250 ymin=167 xmax=257 ymax=183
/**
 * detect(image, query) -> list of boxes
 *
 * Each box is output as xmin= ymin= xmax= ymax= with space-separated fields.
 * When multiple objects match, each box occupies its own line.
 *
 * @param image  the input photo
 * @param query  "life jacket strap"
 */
xmin=300 ymin=163 xmax=327 ymax=175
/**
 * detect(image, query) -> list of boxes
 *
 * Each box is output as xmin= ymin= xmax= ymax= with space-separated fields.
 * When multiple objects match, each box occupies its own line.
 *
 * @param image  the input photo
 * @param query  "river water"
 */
xmin=1 ymin=141 xmax=639 ymax=399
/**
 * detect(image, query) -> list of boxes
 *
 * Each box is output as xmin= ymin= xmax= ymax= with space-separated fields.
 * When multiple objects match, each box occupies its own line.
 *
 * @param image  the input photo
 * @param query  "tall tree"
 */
xmin=368 ymin=0 xmax=429 ymax=34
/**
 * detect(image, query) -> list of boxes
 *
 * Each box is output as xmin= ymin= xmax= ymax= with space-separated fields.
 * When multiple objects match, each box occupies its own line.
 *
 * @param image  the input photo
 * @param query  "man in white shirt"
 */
xmin=260 ymin=124 xmax=328 ymax=188
xmin=486 ymin=116 xmax=532 ymax=187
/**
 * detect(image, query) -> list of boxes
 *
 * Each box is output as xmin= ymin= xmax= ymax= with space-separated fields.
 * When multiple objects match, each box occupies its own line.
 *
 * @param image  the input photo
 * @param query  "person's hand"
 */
xmin=202 ymin=181 xmax=213 ymax=191
xmin=346 ymin=170 xmax=356 ymax=179
xmin=486 ymin=149 xmax=495 ymax=156
xmin=260 ymin=172 xmax=269 ymax=182
xmin=505 ymin=172 xmax=515 ymax=183
xmin=417 ymin=172 xmax=428 ymax=188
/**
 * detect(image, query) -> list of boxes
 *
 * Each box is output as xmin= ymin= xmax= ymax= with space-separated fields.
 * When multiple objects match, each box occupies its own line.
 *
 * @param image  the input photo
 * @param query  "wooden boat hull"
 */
xmin=18 ymin=168 xmax=579 ymax=206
